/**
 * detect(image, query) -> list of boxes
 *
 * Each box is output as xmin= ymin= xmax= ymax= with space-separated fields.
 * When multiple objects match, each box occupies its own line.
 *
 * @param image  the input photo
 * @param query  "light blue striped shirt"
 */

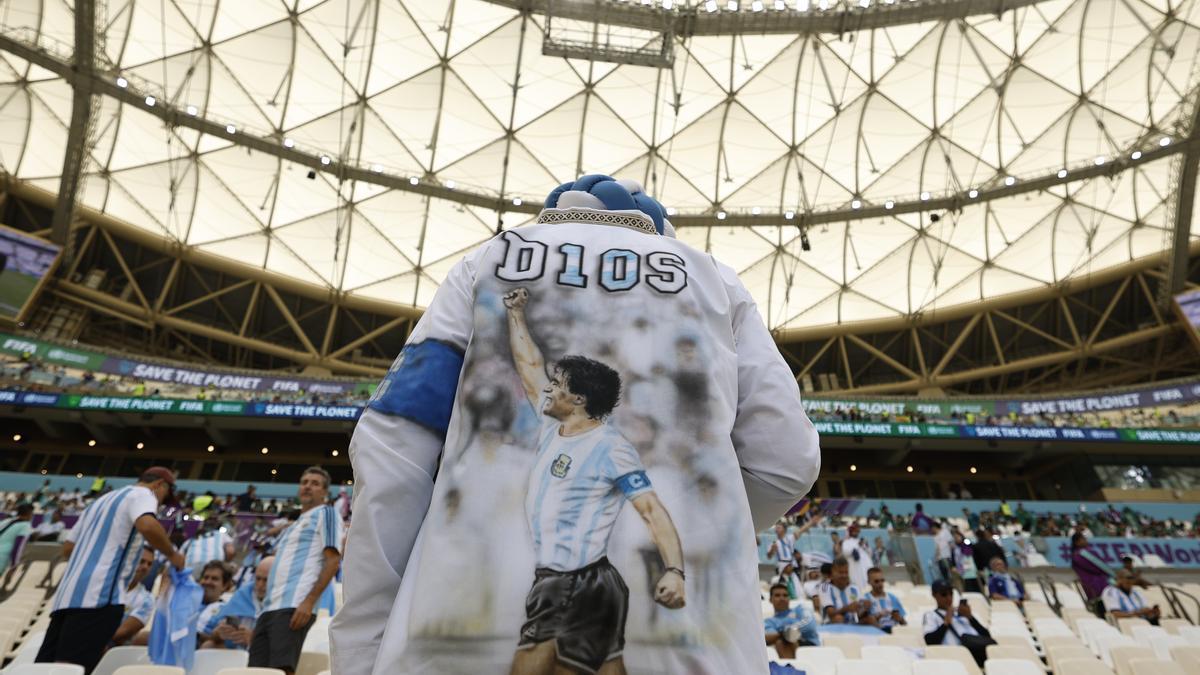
xmin=123 ymin=586 xmax=155 ymax=625
xmin=182 ymin=529 xmax=232 ymax=574
xmin=525 ymin=420 xmax=652 ymax=571
xmin=52 ymin=485 xmax=159 ymax=611
xmin=262 ymin=505 xmax=342 ymax=612
xmin=819 ymin=583 xmax=866 ymax=624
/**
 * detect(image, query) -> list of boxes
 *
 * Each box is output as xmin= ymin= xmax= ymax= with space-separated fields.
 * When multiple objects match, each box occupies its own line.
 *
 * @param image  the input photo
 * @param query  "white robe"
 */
xmin=329 ymin=209 xmax=821 ymax=675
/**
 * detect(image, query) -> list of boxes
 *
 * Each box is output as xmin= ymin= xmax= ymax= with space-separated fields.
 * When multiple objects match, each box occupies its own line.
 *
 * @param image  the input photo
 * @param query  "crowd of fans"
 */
xmin=0 ymin=353 xmax=370 ymax=407
xmin=806 ymin=403 xmax=1200 ymax=429
xmin=0 ymin=470 xmax=349 ymax=673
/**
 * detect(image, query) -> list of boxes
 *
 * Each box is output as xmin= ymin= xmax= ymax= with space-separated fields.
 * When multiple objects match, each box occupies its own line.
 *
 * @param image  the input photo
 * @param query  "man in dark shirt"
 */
xmin=236 ymin=485 xmax=257 ymax=513
xmin=971 ymin=528 xmax=1005 ymax=573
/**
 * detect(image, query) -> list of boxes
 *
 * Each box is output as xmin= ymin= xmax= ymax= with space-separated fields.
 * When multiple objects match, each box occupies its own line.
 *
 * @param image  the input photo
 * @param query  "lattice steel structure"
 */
xmin=2 ymin=0 xmax=1200 ymax=392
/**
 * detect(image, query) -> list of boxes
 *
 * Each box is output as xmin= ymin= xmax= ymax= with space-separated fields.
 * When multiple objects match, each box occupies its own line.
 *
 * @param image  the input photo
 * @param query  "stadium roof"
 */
xmin=1 ymin=0 xmax=1199 ymax=333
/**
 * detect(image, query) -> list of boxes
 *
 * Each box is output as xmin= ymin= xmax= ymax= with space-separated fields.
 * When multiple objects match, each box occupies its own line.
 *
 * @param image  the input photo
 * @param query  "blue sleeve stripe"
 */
xmin=367 ymin=339 xmax=465 ymax=437
xmin=615 ymin=470 xmax=652 ymax=498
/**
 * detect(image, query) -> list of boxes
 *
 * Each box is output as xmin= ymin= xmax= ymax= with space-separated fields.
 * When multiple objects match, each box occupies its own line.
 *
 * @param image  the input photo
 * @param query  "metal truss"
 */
xmin=3 ymin=181 xmax=409 ymax=378
xmin=5 ymin=176 xmax=1200 ymax=391
xmin=778 ymin=249 xmax=1200 ymax=395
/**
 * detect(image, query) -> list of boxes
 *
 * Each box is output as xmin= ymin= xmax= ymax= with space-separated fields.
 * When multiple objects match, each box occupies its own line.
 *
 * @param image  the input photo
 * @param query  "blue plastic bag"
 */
xmin=148 ymin=567 xmax=204 ymax=671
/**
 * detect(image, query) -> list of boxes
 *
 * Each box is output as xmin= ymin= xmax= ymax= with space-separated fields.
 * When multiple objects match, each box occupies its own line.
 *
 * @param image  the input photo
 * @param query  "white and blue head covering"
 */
xmin=542 ymin=174 xmax=675 ymax=237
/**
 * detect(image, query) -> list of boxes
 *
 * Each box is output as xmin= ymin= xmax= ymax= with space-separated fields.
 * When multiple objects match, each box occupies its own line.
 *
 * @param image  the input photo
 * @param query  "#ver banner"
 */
xmin=1044 ymin=537 xmax=1200 ymax=569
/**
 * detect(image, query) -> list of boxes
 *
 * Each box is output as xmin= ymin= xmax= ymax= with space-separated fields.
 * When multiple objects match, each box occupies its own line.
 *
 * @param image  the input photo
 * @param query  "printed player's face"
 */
xmin=542 ymin=370 xmax=581 ymax=420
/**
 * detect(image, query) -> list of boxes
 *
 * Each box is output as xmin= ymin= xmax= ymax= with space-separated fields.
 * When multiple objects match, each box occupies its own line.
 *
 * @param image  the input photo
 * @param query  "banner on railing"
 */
xmin=1043 ymin=537 xmax=1200 ymax=569
xmin=1 ymin=332 xmax=374 ymax=395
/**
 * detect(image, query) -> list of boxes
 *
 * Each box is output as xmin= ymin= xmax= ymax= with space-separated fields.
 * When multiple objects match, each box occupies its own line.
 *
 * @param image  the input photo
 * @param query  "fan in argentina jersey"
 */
xmin=330 ymin=175 xmax=821 ymax=675
xmin=38 ymin=468 xmax=186 ymax=672
xmin=181 ymin=519 xmax=234 ymax=576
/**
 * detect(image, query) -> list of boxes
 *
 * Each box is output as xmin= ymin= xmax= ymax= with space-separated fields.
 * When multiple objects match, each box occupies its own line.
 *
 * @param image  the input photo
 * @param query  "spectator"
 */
xmin=767 ymin=522 xmax=796 ymax=573
xmin=872 ymin=537 xmax=888 ymax=567
xmin=0 ymin=503 xmax=34 ymax=580
xmin=30 ymin=509 xmax=66 ymax=542
xmin=865 ymin=567 xmax=906 ymax=633
xmin=1120 ymin=556 xmax=1151 ymax=589
xmin=196 ymin=561 xmax=236 ymax=644
xmin=207 ymin=556 xmax=275 ymax=650
xmin=1015 ymin=503 xmax=1034 ymax=532
xmin=878 ymin=506 xmax=895 ymax=530
xmin=1102 ymin=569 xmax=1160 ymax=624
xmin=1070 ymin=532 xmax=1115 ymax=605
xmin=840 ymin=523 xmax=870 ymax=589
xmin=772 ymin=561 xmax=805 ymax=601
xmin=36 ymin=467 xmax=186 ymax=672
xmin=111 ymin=547 xmax=157 ymax=646
xmin=923 ymin=580 xmax=992 ymax=665
xmin=181 ymin=518 xmax=235 ymax=577
xmin=764 ymin=583 xmax=819 ymax=659
xmin=971 ymin=528 xmax=1004 ymax=574
xmin=805 ymin=561 xmax=832 ymax=610
xmin=89 ymin=475 xmax=106 ymax=497
xmin=962 ymin=507 xmax=980 ymax=532
xmin=952 ymin=530 xmax=980 ymax=593
xmin=250 ymin=467 xmax=342 ymax=675
xmin=986 ymin=557 xmax=1025 ymax=604
xmin=911 ymin=503 xmax=934 ymax=534
xmin=998 ymin=499 xmax=1013 ymax=522
xmin=933 ymin=521 xmax=954 ymax=581
xmin=820 ymin=557 xmax=870 ymax=625
xmin=236 ymin=486 xmax=257 ymax=513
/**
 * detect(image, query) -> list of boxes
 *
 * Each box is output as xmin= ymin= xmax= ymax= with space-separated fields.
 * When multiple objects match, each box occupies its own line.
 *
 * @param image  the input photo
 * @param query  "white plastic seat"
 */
xmin=6 ymin=630 xmax=46 ymax=670
xmin=839 ymin=660 xmax=906 ymax=675
xmin=1180 ymin=626 xmax=1200 ymax=645
xmin=789 ymin=646 xmax=848 ymax=675
xmin=1128 ymin=660 xmax=1185 ymax=675
xmin=923 ymin=646 xmax=983 ymax=675
xmin=1147 ymin=634 xmax=1187 ymax=660
xmin=214 ymin=669 xmax=287 ymax=675
xmin=1057 ymin=658 xmax=1116 ymax=675
xmin=1047 ymin=646 xmax=1098 ymax=674
xmin=111 ymin=668 xmax=185 ymax=675
xmin=92 ymin=646 xmax=152 ymax=675
xmin=294 ymin=652 xmax=329 ymax=675
xmin=862 ymin=646 xmax=917 ymax=664
xmin=912 ymin=660 xmax=970 ymax=675
xmin=188 ymin=650 xmax=248 ymax=675
xmin=824 ymin=635 xmax=865 ymax=659
xmin=3 ymin=666 xmax=85 ymax=675
xmin=984 ymin=658 xmax=1044 ymax=675
xmin=1109 ymin=646 xmax=1155 ymax=675
xmin=878 ymin=634 xmax=923 ymax=648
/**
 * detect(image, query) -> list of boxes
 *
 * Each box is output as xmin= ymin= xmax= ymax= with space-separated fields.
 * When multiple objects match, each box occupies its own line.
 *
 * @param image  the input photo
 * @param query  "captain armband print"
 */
xmin=615 ymin=470 xmax=653 ymax=499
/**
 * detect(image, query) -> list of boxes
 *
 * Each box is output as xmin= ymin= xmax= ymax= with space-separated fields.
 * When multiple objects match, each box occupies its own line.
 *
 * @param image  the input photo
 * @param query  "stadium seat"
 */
xmin=1160 ymin=620 xmax=1193 ymax=636
xmin=824 ymin=635 xmax=865 ymax=659
xmin=1120 ymin=619 xmax=1155 ymax=636
xmin=878 ymin=634 xmax=924 ymax=649
xmin=1148 ymin=634 xmax=1188 ymax=660
xmin=1056 ymin=658 xmax=1116 ymax=675
xmin=5 ymin=630 xmax=46 ymax=670
xmin=1178 ymin=626 xmax=1200 ymax=644
xmin=1171 ymin=645 xmax=1200 ymax=669
xmin=213 ymin=670 xmax=285 ymax=675
xmin=92 ymin=646 xmax=152 ymax=675
xmin=189 ymin=650 xmax=248 ymax=675
xmin=985 ymin=644 xmax=1042 ymax=666
xmin=110 ymin=668 xmax=184 ymax=675
xmin=1047 ymin=646 xmax=1099 ymax=674
xmin=839 ymin=659 xmax=906 ymax=675
xmin=1128 ymin=660 xmax=1185 ymax=675
xmin=295 ymin=652 xmax=329 ymax=675
xmin=923 ymin=646 xmax=983 ymax=675
xmin=2 ymin=665 xmax=84 ymax=675
xmin=1109 ymin=646 xmax=1156 ymax=675
xmin=984 ymin=658 xmax=1044 ymax=675
xmin=912 ymin=660 xmax=971 ymax=675
xmin=1041 ymin=635 xmax=1086 ymax=651
xmin=862 ymin=645 xmax=917 ymax=664
xmin=788 ymin=646 xmax=848 ymax=675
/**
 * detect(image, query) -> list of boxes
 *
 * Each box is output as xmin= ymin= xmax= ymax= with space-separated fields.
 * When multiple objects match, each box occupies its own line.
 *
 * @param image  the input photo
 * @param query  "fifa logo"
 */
xmin=550 ymin=454 xmax=572 ymax=478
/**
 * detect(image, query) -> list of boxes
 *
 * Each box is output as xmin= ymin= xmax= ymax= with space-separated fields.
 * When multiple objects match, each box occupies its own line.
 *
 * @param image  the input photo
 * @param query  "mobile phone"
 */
xmin=959 ymin=598 xmax=968 ymax=607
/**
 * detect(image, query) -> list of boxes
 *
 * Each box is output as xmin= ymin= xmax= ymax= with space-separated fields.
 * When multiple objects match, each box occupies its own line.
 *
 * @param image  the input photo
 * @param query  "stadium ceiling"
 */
xmin=3 ymin=0 xmax=1200 ymax=387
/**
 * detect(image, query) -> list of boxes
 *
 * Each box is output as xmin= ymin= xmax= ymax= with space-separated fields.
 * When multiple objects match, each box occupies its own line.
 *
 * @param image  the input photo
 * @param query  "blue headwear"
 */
xmin=543 ymin=174 xmax=668 ymax=235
